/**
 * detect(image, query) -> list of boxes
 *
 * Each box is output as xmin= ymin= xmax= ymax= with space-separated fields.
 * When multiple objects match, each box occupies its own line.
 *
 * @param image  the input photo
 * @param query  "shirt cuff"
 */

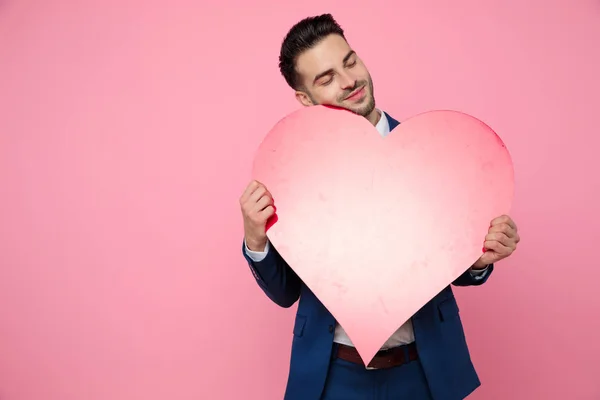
xmin=244 ymin=239 xmax=270 ymax=262
xmin=469 ymin=265 xmax=490 ymax=280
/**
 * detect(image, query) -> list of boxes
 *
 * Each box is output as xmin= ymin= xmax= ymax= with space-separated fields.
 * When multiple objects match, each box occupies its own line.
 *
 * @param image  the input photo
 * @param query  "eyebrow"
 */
xmin=312 ymin=50 xmax=356 ymax=85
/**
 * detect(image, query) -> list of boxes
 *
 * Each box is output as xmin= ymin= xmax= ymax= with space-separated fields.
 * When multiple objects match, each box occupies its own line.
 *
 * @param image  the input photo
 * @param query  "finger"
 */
xmin=489 ymin=223 xmax=517 ymax=238
xmin=484 ymin=239 xmax=511 ymax=255
xmin=260 ymin=205 xmax=276 ymax=219
xmin=477 ymin=251 xmax=495 ymax=266
xmin=248 ymin=185 xmax=268 ymax=205
xmin=254 ymin=192 xmax=273 ymax=213
xmin=240 ymin=180 xmax=262 ymax=204
xmin=485 ymin=232 xmax=514 ymax=248
xmin=490 ymin=215 xmax=516 ymax=230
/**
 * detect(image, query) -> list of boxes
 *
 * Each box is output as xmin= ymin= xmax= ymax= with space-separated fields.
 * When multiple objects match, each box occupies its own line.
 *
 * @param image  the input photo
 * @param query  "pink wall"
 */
xmin=1 ymin=1 xmax=599 ymax=399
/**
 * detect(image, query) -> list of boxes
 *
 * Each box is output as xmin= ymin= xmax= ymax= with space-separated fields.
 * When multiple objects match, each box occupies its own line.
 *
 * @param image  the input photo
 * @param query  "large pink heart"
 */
xmin=252 ymin=106 xmax=514 ymax=364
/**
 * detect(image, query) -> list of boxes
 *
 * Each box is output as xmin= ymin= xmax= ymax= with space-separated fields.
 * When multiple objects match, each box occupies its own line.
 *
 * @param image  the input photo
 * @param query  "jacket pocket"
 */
xmin=437 ymin=297 xmax=460 ymax=322
xmin=293 ymin=314 xmax=307 ymax=337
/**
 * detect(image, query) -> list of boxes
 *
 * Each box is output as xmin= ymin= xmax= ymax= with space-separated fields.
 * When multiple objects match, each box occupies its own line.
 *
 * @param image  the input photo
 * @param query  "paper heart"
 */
xmin=252 ymin=106 xmax=514 ymax=364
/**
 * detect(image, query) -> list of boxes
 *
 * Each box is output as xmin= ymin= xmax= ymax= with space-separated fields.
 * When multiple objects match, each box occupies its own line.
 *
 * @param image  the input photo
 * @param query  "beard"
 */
xmin=337 ymin=75 xmax=376 ymax=117
xmin=305 ymin=74 xmax=376 ymax=118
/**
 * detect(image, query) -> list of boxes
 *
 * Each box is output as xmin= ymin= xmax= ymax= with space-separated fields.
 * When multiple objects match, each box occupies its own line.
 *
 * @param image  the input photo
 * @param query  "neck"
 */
xmin=366 ymin=108 xmax=381 ymax=126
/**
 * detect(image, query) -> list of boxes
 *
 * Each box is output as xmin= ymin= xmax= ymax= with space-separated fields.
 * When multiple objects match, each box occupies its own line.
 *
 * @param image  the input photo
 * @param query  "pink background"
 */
xmin=0 ymin=0 xmax=598 ymax=399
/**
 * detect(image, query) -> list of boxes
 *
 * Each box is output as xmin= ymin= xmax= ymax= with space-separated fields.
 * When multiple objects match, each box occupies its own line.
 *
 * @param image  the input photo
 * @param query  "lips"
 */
xmin=345 ymin=86 xmax=364 ymax=100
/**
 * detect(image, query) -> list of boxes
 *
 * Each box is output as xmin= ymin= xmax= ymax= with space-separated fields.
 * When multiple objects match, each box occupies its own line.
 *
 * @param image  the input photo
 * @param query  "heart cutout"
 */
xmin=252 ymin=106 xmax=514 ymax=364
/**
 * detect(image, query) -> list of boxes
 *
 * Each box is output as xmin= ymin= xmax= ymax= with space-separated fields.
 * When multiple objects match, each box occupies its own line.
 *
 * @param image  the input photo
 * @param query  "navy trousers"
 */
xmin=320 ymin=346 xmax=434 ymax=400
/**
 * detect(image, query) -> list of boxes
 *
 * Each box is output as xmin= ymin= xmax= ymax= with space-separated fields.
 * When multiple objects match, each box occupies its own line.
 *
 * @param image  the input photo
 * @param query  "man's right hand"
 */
xmin=239 ymin=180 xmax=275 ymax=252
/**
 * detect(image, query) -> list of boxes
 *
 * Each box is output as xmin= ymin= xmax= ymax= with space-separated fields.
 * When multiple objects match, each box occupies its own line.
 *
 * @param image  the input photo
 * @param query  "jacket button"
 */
xmin=328 ymin=325 xmax=334 ymax=333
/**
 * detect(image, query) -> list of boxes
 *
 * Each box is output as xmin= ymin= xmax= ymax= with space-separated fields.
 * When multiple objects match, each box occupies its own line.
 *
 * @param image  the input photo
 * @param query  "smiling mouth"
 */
xmin=345 ymin=86 xmax=364 ymax=100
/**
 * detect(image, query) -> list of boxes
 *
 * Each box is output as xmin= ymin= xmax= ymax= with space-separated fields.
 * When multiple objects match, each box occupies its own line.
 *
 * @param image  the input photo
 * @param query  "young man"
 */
xmin=239 ymin=14 xmax=520 ymax=400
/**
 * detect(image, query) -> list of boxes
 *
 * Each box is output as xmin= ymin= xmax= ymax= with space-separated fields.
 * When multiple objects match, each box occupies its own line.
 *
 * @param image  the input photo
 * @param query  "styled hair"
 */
xmin=278 ymin=14 xmax=345 ymax=89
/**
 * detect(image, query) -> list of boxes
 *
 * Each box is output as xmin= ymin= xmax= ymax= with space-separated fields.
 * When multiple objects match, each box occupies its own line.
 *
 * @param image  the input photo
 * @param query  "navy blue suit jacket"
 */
xmin=243 ymin=112 xmax=494 ymax=400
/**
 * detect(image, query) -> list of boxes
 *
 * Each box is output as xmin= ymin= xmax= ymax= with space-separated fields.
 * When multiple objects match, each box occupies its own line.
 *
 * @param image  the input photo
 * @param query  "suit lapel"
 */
xmin=385 ymin=113 xmax=401 ymax=131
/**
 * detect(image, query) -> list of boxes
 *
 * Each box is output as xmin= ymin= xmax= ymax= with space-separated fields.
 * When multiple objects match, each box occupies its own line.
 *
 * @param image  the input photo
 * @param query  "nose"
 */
xmin=338 ymin=71 xmax=356 ymax=90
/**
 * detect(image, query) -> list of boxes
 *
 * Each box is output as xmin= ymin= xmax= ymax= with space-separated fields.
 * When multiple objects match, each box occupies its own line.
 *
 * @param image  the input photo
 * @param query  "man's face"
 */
xmin=294 ymin=34 xmax=376 ymax=120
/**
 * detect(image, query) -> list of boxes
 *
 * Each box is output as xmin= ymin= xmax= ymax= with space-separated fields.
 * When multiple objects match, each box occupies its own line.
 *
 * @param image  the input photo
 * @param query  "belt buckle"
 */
xmin=365 ymin=354 xmax=382 ymax=370
xmin=365 ymin=347 xmax=393 ymax=370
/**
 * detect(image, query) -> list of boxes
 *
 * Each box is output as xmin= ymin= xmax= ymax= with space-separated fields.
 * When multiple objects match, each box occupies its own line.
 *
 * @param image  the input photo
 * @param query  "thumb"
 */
xmin=477 ymin=250 xmax=497 ymax=266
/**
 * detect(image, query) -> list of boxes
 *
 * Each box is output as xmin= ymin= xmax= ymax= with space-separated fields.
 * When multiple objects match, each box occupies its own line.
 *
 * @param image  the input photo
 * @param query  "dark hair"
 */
xmin=278 ymin=14 xmax=345 ymax=90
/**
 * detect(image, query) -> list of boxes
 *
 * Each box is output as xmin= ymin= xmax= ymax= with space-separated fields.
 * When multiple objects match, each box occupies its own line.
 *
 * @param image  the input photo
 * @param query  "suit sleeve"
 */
xmin=242 ymin=239 xmax=302 ymax=308
xmin=452 ymin=264 xmax=494 ymax=286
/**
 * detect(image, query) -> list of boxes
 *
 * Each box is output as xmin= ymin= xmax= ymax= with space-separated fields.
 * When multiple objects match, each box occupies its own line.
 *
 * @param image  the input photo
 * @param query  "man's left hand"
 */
xmin=472 ymin=215 xmax=520 ymax=269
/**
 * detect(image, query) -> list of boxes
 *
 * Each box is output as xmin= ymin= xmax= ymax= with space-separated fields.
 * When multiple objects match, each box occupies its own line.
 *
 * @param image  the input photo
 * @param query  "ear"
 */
xmin=295 ymin=91 xmax=313 ymax=107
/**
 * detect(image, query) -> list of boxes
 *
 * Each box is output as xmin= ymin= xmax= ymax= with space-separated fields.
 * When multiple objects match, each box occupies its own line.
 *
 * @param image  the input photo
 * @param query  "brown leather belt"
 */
xmin=334 ymin=342 xmax=418 ymax=369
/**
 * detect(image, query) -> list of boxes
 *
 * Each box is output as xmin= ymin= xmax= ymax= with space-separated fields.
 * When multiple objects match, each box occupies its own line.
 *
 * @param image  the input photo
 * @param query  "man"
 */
xmin=239 ymin=14 xmax=520 ymax=400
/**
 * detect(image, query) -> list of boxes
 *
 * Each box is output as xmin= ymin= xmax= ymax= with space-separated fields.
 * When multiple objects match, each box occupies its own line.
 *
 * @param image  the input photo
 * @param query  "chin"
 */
xmin=348 ymin=99 xmax=375 ymax=116
xmin=355 ymin=103 xmax=376 ymax=118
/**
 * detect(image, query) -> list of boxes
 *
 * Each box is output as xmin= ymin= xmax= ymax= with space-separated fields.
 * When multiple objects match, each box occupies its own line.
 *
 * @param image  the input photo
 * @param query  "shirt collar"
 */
xmin=374 ymin=108 xmax=390 ymax=137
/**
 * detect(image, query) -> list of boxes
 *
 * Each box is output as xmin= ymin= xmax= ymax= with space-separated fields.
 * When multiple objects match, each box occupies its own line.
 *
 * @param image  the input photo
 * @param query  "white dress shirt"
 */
xmin=244 ymin=108 xmax=489 ymax=349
